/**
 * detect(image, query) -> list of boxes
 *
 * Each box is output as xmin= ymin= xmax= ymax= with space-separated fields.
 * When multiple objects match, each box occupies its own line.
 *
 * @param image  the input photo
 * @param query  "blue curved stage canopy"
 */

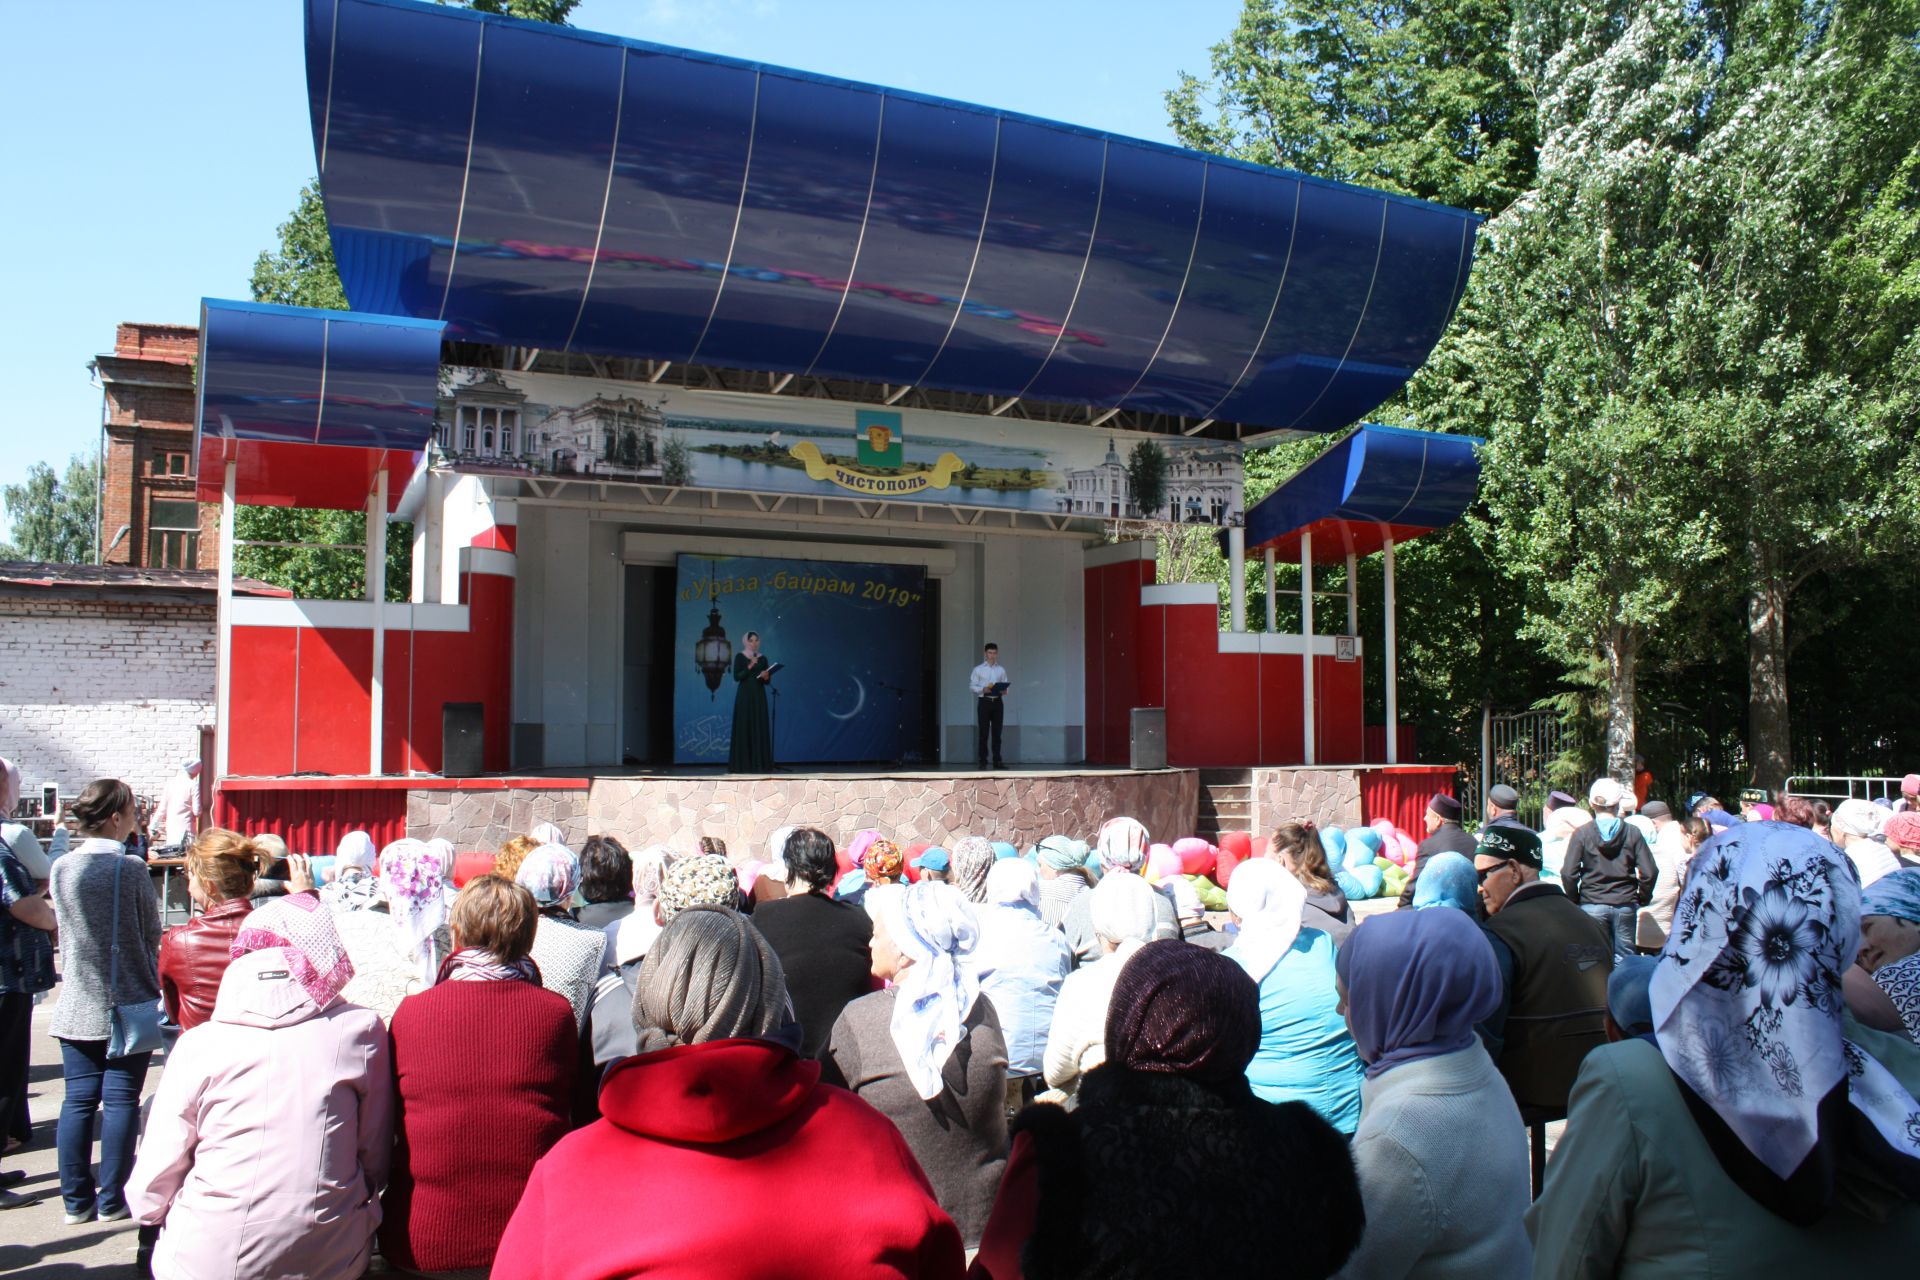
xmin=304 ymin=0 xmax=1479 ymax=436
xmin=1244 ymin=424 xmax=1483 ymax=562
xmin=194 ymin=299 xmax=445 ymax=510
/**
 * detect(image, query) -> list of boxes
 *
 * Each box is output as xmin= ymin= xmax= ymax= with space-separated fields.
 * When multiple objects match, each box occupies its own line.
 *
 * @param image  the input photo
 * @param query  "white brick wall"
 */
xmin=0 ymin=595 xmax=215 ymax=808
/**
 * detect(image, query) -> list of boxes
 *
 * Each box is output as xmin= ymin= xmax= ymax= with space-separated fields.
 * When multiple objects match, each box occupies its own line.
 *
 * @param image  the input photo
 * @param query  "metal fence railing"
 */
xmin=1783 ymin=774 xmax=1905 ymax=805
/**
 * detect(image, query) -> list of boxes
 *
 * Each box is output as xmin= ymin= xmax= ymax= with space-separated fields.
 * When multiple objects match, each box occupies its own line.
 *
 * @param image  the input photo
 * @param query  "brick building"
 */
xmin=0 ymin=562 xmax=283 ymax=818
xmin=94 ymin=321 xmax=215 ymax=570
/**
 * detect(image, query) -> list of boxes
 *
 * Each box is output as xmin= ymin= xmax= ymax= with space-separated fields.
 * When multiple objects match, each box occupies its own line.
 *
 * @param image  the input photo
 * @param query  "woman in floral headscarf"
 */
xmin=1849 ymin=868 xmax=1920 ymax=1046
xmin=826 ymin=881 xmax=1008 ymax=1249
xmin=127 ymin=895 xmax=391 ymax=1280
xmin=320 ymin=829 xmax=381 ymax=913
xmin=518 ymin=844 xmax=607 ymax=1031
xmin=333 ymin=839 xmax=450 ymax=1023
xmin=1529 ymin=821 xmax=1920 ymax=1274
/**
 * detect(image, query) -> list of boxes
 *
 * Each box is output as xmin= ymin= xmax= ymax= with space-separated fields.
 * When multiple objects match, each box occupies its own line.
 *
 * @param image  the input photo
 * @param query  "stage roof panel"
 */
xmin=305 ymin=0 xmax=1479 ymax=436
xmin=1244 ymin=424 xmax=1483 ymax=563
xmin=194 ymin=299 xmax=442 ymax=509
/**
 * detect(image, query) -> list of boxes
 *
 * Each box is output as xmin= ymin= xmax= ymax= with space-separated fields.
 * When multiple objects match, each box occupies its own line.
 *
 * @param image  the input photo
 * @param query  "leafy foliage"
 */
xmin=1167 ymin=0 xmax=1539 ymax=217
xmin=0 ymin=455 xmax=98 ymax=564
xmin=1124 ymin=441 xmax=1168 ymax=519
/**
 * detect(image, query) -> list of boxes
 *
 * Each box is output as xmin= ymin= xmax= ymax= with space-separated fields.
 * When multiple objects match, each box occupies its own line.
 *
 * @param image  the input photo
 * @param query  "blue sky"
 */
xmin=0 ymin=0 xmax=1245 ymax=536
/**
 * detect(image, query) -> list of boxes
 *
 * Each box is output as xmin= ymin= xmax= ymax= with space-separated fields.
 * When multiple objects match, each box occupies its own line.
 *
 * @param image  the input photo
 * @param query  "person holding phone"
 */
xmin=969 ymin=643 xmax=1008 ymax=769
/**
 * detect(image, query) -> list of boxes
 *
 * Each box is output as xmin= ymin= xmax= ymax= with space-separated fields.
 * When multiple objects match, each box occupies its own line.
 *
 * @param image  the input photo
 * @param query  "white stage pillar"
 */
xmin=1384 ymin=535 xmax=1399 ymax=764
xmin=1301 ymin=530 xmax=1315 ymax=765
xmin=1264 ymin=547 xmax=1277 ymax=631
xmin=215 ymin=460 xmax=236 ymax=779
xmin=1228 ymin=526 xmax=1247 ymax=633
xmin=367 ymin=471 xmax=388 ymax=776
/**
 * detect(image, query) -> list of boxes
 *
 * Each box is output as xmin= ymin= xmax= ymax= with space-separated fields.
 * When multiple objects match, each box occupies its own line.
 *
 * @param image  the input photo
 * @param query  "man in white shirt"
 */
xmin=154 ymin=758 xmax=202 ymax=848
xmin=969 ymin=643 xmax=1009 ymax=769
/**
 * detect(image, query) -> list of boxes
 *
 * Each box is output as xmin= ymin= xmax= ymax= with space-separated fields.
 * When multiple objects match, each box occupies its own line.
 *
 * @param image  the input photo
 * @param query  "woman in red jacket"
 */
xmin=495 ymin=905 xmax=965 ymax=1280
xmin=156 ymin=829 xmax=265 ymax=1031
xmin=381 ymin=875 xmax=576 ymax=1275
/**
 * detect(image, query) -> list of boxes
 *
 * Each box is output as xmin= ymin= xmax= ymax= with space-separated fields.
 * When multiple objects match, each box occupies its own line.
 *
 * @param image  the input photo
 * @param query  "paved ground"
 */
xmin=1 ymin=996 xmax=160 ymax=1278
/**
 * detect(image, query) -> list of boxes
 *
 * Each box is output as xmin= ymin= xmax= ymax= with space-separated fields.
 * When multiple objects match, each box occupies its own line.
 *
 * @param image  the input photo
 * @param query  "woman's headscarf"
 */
xmin=1096 ymin=817 xmax=1149 ymax=872
xmin=1336 ymin=908 xmax=1502 ymax=1079
xmin=425 ymin=837 xmax=459 ymax=905
xmin=1651 ymin=821 xmax=1920 ymax=1222
xmin=529 ymin=822 xmax=568 ymax=849
xmin=1884 ymin=812 xmax=1920 ymax=851
xmin=951 ymin=836 xmax=997 ymax=903
xmin=321 ymin=829 xmax=382 ymax=912
xmin=985 ymin=857 xmax=1041 ymax=910
xmin=876 ymin=881 xmax=983 ymax=1100
xmin=1089 ymin=870 xmax=1162 ymax=946
xmin=231 ymin=893 xmax=355 ymax=1010
xmin=516 ymin=843 xmax=581 ymax=908
xmin=1544 ymin=804 xmax=1592 ymax=839
xmin=658 ymin=853 xmax=739 ymax=919
xmin=1035 ymin=835 xmax=1087 ymax=872
xmin=1861 ymin=868 xmax=1920 ymax=926
xmin=1832 ymin=798 xmax=1887 ymax=840
xmin=847 ymin=829 xmax=880 ymax=867
xmin=379 ymin=839 xmax=452 ymax=984
xmin=765 ymin=825 xmax=797 ymax=880
xmin=1410 ymin=851 xmax=1480 ymax=914
xmin=1224 ymin=856 xmax=1308 ymax=984
xmin=1105 ymin=939 xmax=1261 ymax=1088
xmin=863 ymin=838 xmax=905 ymax=885
xmin=630 ymin=906 xmax=797 ymax=1054
xmin=613 ymin=845 xmax=678 ymax=966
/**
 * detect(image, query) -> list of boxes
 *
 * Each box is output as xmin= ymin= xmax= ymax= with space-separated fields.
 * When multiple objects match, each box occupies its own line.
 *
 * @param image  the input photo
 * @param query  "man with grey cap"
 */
xmin=1397 ymin=791 xmax=1478 ymax=909
xmin=1485 ymin=783 xmax=1531 ymax=834
xmin=1561 ymin=777 xmax=1658 ymax=961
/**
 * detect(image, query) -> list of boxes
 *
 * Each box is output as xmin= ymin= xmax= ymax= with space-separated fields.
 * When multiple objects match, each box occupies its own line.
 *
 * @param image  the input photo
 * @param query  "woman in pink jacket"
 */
xmin=127 ymin=893 xmax=393 ymax=1280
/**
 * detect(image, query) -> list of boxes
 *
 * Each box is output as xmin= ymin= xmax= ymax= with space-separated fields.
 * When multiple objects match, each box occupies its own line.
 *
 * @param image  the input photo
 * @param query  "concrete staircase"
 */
xmin=1196 ymin=768 xmax=1254 ymax=841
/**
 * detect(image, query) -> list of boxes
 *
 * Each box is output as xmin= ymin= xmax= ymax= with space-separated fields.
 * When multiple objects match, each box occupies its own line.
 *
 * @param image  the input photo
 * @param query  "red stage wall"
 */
xmin=226 ymin=562 xmax=514 ymax=778
xmin=1084 ymin=553 xmax=1368 ymax=768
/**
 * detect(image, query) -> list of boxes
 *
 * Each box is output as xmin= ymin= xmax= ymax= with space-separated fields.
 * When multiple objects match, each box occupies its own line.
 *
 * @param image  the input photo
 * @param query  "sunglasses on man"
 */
xmin=1476 ymin=859 xmax=1512 ymax=884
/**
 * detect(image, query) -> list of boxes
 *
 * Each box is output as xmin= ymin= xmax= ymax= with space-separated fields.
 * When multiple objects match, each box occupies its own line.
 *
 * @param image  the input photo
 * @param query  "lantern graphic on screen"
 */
xmin=692 ymin=567 xmax=732 ymax=699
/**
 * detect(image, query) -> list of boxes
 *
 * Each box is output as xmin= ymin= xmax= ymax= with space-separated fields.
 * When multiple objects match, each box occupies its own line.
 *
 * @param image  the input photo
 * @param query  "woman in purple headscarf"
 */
xmin=971 ymin=940 xmax=1363 ymax=1279
xmin=1333 ymin=908 xmax=1530 ymax=1278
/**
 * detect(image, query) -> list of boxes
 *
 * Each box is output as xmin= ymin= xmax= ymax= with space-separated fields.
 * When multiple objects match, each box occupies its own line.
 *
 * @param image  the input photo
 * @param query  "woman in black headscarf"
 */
xmin=969 ymin=939 xmax=1364 ymax=1280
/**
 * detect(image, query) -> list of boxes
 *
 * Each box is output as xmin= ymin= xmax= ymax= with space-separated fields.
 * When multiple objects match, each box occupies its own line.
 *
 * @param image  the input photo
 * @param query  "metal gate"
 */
xmin=1468 ymin=706 xmax=1579 ymax=828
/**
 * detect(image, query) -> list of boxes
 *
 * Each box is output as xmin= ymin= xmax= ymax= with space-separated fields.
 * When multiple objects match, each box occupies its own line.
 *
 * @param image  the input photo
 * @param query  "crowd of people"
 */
xmin=0 ymin=755 xmax=1918 ymax=1276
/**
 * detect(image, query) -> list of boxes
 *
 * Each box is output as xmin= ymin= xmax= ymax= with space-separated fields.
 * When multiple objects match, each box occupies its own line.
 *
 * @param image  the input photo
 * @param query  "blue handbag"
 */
xmin=106 ymin=852 xmax=164 ymax=1059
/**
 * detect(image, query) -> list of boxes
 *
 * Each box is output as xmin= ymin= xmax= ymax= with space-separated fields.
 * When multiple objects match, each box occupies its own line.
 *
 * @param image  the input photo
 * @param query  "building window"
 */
xmin=148 ymin=499 xmax=200 ymax=569
xmin=456 ymin=404 xmax=521 ymax=457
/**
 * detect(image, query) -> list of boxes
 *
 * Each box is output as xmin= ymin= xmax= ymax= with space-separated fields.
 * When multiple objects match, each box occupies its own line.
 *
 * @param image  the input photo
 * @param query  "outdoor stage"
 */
xmin=210 ymin=762 xmax=1454 ymax=856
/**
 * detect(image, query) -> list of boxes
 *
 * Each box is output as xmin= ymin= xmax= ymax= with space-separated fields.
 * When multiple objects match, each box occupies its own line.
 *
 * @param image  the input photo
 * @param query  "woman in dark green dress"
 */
xmin=728 ymin=631 xmax=774 ymax=772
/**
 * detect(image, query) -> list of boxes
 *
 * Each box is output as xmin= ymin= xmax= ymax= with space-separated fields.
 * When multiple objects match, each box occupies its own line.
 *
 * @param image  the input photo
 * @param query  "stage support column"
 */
xmin=215 ymin=459 xmax=235 ymax=779
xmin=1384 ymin=535 xmax=1399 ymax=765
xmin=1301 ymin=530 xmax=1315 ymax=765
xmin=1264 ymin=548 xmax=1277 ymax=631
xmin=367 ymin=470 xmax=388 ymax=776
xmin=1228 ymin=525 xmax=1247 ymax=632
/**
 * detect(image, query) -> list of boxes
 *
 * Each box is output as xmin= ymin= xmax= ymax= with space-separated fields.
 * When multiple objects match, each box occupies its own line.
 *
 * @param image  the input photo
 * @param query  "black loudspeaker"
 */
xmin=1130 ymin=708 xmax=1168 ymax=770
xmin=442 ymin=703 xmax=484 ymax=777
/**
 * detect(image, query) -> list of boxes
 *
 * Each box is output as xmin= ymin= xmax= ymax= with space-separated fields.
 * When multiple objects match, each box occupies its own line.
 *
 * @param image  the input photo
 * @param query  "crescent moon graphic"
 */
xmin=828 ymin=676 xmax=867 ymax=721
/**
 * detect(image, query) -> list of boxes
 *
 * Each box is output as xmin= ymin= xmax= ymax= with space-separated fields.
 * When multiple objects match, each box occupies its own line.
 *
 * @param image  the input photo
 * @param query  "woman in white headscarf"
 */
xmin=1226 ymin=858 xmax=1365 ymax=1133
xmin=974 ymin=859 xmax=1072 ymax=1092
xmin=321 ymin=830 xmax=381 ymax=914
xmin=1832 ymin=798 xmax=1900 ymax=886
xmin=1529 ymin=821 xmax=1920 ymax=1274
xmin=1043 ymin=870 xmax=1162 ymax=1103
xmin=333 ymin=839 xmax=449 ymax=1023
xmin=825 ymin=881 xmax=1008 ymax=1250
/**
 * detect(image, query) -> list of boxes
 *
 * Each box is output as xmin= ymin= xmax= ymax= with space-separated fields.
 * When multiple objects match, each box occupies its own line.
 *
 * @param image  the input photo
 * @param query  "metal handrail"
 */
xmin=1784 ymin=774 xmax=1903 ymax=802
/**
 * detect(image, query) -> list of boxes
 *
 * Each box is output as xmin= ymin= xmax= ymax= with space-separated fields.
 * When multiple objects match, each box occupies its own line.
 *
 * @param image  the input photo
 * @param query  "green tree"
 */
xmin=1167 ymin=0 xmax=1538 ymax=217
xmin=1 ymin=455 xmax=99 ymax=564
xmin=248 ymin=180 xmax=348 ymax=311
xmin=1124 ymin=441 xmax=1168 ymax=519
